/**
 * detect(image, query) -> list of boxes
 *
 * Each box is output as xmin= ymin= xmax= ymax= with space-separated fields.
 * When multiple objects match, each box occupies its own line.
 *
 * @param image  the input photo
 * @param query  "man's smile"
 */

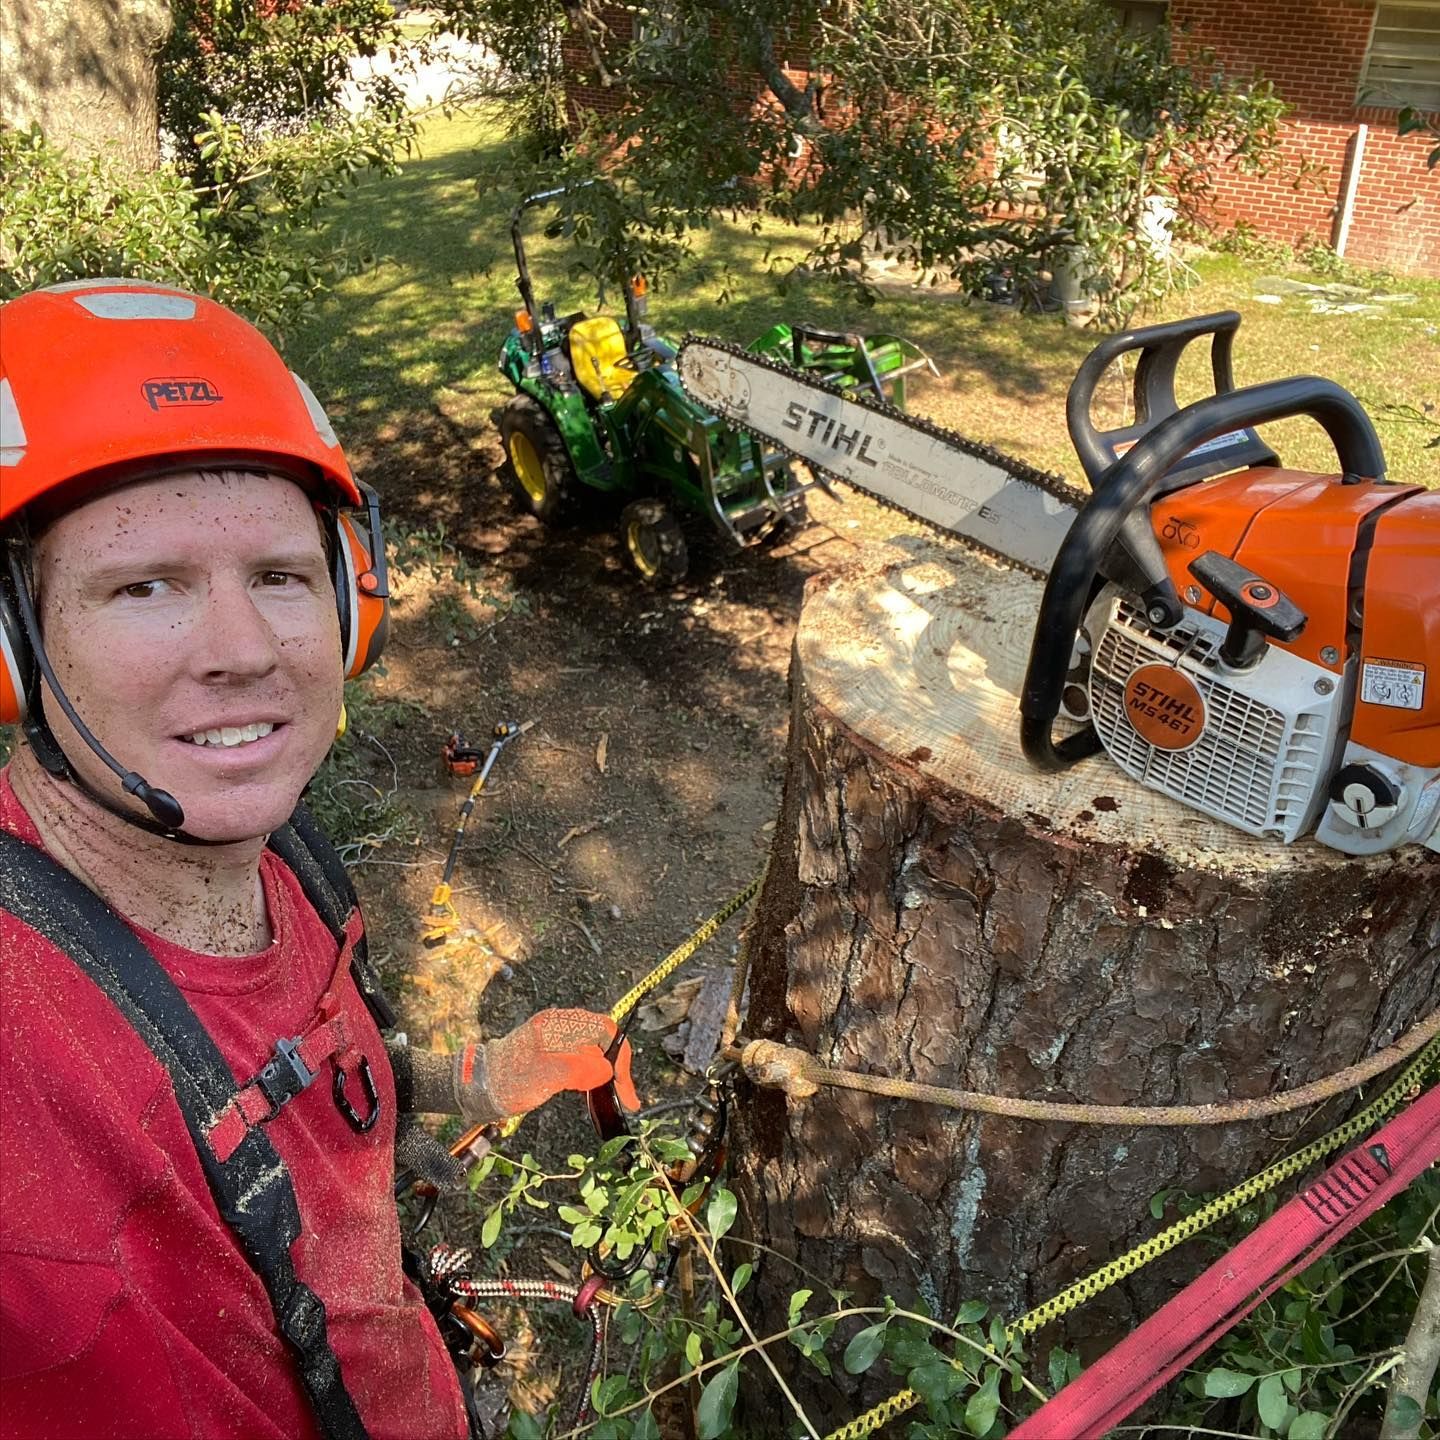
xmin=181 ymin=721 xmax=278 ymax=748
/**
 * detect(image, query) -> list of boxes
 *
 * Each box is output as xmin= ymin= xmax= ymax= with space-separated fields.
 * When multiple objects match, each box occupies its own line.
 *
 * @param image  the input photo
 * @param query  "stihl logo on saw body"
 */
xmin=782 ymin=402 xmax=880 ymax=467
xmin=1124 ymin=665 xmax=1207 ymax=751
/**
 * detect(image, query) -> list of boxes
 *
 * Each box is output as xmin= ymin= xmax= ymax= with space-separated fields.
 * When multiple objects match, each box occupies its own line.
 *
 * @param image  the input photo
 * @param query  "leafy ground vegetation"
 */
xmin=281 ymin=108 xmax=1439 ymax=1439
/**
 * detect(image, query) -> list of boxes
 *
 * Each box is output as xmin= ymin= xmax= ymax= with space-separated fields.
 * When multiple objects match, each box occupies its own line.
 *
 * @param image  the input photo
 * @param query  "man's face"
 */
xmin=34 ymin=470 xmax=344 ymax=844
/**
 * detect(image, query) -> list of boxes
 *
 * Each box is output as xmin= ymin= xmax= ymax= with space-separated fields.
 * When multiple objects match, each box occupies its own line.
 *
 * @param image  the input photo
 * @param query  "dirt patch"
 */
xmin=349 ymin=414 xmax=924 ymax=1070
xmin=337 ymin=405 xmax=932 ymax=1418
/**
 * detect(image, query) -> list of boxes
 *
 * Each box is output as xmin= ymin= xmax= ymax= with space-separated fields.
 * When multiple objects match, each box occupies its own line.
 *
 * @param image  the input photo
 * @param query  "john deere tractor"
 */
xmin=496 ymin=186 xmax=933 ymax=584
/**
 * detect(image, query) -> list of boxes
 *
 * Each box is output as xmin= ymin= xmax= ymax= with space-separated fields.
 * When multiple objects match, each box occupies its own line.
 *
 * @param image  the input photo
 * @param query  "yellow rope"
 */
xmin=495 ymin=874 xmax=764 ymax=1142
xmin=608 ymin=873 xmax=764 ymax=1027
xmin=821 ymin=1032 xmax=1440 ymax=1440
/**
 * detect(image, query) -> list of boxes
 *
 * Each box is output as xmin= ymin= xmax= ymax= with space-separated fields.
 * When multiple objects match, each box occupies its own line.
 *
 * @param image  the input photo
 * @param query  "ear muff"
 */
xmin=1 ymin=541 xmax=39 ymax=726
xmin=332 ymin=490 xmax=389 ymax=680
xmin=1 ymin=575 xmax=32 ymax=726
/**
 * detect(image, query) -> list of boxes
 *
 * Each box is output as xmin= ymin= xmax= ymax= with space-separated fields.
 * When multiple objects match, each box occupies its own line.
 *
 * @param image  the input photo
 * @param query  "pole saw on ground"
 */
xmin=421 ymin=720 xmax=533 ymax=952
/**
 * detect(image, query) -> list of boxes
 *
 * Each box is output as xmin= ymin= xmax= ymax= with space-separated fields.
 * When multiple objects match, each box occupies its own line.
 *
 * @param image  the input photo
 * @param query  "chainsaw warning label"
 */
xmin=1361 ymin=659 xmax=1425 ymax=711
xmin=1123 ymin=664 xmax=1207 ymax=751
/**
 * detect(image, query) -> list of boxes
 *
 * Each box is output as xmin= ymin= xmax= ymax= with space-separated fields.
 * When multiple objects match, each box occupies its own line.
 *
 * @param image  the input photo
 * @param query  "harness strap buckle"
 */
xmin=257 ymin=1035 xmax=320 ymax=1118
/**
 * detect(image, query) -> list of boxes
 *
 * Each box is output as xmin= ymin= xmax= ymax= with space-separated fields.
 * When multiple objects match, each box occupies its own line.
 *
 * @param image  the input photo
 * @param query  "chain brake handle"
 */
xmin=1021 ymin=376 xmax=1387 ymax=772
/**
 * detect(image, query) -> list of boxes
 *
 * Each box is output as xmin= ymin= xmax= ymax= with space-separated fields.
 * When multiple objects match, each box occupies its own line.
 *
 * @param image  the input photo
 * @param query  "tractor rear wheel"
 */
xmin=501 ymin=396 xmax=574 ymax=522
xmin=621 ymin=500 xmax=689 ymax=585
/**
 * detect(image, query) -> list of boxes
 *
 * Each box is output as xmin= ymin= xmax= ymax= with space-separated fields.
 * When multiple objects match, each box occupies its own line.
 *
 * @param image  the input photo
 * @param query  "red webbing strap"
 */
xmin=1010 ymin=1083 xmax=1440 ymax=1440
xmin=206 ymin=912 xmax=366 ymax=1163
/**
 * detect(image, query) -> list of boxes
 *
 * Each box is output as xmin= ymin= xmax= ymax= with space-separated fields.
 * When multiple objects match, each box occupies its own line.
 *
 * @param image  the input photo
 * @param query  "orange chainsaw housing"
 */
xmin=1150 ymin=471 xmax=1439 ymax=769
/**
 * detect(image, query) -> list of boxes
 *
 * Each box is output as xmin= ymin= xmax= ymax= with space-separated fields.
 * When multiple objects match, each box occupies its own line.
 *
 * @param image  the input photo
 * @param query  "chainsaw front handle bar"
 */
xmin=1020 ymin=376 xmax=1387 ymax=772
xmin=1066 ymin=311 xmax=1247 ymax=486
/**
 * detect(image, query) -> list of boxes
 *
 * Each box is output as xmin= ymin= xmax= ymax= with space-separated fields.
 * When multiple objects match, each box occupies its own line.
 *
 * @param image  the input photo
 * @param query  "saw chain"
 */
xmin=676 ymin=334 xmax=1089 ymax=580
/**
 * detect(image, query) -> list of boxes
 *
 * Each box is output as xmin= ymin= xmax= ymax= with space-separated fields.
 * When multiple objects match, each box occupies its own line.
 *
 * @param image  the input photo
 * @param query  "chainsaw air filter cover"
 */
xmin=1084 ymin=590 xmax=1344 ymax=843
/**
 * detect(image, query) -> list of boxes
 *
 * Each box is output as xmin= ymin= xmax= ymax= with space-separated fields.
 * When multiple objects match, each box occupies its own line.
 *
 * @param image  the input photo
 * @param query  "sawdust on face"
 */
xmin=32 ymin=470 xmax=344 ymax=845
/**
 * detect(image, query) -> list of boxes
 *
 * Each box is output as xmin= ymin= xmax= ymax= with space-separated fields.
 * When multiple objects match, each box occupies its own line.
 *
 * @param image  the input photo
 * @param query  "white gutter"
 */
xmin=1332 ymin=123 xmax=1368 ymax=256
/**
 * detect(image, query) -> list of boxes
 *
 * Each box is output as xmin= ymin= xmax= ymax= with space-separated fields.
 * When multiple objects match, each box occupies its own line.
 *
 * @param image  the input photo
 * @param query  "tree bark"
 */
xmin=0 ymin=0 xmax=172 ymax=174
xmin=732 ymin=539 xmax=1440 ymax=1426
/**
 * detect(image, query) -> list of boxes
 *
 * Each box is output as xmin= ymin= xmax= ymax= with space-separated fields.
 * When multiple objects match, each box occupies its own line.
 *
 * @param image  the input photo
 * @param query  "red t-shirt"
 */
xmin=0 ymin=773 xmax=468 ymax=1440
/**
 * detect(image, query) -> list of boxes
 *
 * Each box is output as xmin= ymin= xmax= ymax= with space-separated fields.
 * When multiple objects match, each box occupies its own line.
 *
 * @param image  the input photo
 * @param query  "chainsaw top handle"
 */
xmin=1020 ymin=375 xmax=1387 ymax=772
xmin=1066 ymin=312 xmax=1280 ymax=492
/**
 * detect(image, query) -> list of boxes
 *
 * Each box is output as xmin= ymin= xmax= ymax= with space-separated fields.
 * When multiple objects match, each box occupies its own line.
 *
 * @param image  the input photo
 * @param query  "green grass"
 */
xmin=290 ymin=109 xmax=1440 ymax=490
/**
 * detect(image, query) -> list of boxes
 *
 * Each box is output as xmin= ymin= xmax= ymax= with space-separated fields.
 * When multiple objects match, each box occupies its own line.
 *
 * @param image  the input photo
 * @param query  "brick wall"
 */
xmin=560 ymin=9 xmax=636 ymax=124
xmin=1172 ymin=0 xmax=1439 ymax=275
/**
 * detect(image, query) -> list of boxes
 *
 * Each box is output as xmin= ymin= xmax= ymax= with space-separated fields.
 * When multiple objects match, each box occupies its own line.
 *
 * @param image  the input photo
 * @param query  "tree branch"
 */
xmin=710 ymin=0 xmax=820 ymax=130
xmin=561 ymin=0 xmax=615 ymax=87
xmin=1381 ymin=1239 xmax=1440 ymax=1440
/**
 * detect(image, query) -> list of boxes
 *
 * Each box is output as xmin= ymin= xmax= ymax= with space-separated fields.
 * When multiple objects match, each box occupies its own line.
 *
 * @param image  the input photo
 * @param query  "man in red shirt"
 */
xmin=0 ymin=281 xmax=635 ymax=1439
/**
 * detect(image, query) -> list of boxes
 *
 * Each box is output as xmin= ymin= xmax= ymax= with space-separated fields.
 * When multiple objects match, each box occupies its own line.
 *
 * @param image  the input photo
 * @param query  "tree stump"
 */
xmin=732 ymin=538 xmax=1440 ymax=1423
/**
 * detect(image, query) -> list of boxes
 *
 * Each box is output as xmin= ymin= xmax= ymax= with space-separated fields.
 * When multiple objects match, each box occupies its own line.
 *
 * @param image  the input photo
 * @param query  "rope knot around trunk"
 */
xmin=741 ymin=1039 xmax=820 ymax=1099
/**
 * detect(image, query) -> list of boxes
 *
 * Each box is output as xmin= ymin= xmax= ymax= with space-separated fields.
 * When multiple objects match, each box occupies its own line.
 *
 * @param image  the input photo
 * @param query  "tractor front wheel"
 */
xmin=501 ymin=396 xmax=574 ymax=522
xmin=621 ymin=500 xmax=689 ymax=585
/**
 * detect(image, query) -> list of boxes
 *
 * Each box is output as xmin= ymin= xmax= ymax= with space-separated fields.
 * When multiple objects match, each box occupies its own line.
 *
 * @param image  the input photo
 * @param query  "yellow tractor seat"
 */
xmin=568 ymin=316 xmax=633 ymax=401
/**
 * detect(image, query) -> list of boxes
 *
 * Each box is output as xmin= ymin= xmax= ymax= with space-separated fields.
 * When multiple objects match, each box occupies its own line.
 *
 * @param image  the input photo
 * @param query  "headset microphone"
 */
xmin=122 ymin=776 xmax=186 ymax=830
xmin=6 ymin=550 xmax=188 ymax=833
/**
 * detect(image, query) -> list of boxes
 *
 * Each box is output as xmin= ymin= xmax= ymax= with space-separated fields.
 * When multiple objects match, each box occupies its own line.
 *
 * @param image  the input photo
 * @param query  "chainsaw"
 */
xmin=677 ymin=312 xmax=1439 ymax=856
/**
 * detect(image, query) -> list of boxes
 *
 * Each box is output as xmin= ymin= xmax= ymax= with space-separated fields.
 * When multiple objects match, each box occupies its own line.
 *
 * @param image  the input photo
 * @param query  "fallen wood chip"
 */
xmin=569 ymin=917 xmax=602 ymax=957
xmin=556 ymin=811 xmax=622 ymax=849
xmin=595 ymin=733 xmax=609 ymax=774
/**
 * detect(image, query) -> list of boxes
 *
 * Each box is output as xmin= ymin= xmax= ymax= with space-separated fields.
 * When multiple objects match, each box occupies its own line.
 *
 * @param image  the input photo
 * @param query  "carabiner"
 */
xmin=333 ymin=1054 xmax=381 ymax=1133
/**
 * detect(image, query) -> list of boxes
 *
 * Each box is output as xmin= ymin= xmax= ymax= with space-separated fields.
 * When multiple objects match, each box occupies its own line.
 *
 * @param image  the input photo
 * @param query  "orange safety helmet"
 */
xmin=0 ymin=279 xmax=389 ymax=727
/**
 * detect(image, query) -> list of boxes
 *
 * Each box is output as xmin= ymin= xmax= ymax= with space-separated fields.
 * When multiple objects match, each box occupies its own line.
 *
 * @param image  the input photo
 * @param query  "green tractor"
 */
xmin=496 ymin=186 xmax=933 ymax=584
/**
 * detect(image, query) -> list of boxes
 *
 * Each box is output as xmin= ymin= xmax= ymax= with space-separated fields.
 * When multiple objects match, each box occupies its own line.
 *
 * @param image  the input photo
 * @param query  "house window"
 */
xmin=1111 ymin=1 xmax=1168 ymax=32
xmin=1361 ymin=2 xmax=1440 ymax=111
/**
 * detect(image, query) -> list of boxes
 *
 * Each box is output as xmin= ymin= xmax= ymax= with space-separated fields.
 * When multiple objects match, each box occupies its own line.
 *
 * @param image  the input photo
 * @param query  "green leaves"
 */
xmin=707 ymin=1187 xmax=738 ymax=1243
xmin=505 ymin=1410 xmax=544 ymax=1440
xmin=0 ymin=118 xmax=404 ymax=333
xmin=964 ymin=1368 xmax=1002 ymax=1437
xmin=1255 ymin=1372 xmax=1288 ymax=1429
xmin=1202 ymin=1367 xmax=1255 ymax=1398
xmin=696 ymin=1362 xmax=740 ymax=1440
xmin=842 ymin=1322 xmax=888 ymax=1375
xmin=684 ymin=1332 xmax=705 ymax=1370
xmin=480 ymin=1203 xmax=503 ymax=1249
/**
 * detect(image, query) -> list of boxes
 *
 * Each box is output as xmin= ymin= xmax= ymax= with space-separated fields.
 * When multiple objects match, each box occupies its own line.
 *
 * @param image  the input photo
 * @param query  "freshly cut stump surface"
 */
xmin=733 ymin=537 xmax=1439 ymax=1419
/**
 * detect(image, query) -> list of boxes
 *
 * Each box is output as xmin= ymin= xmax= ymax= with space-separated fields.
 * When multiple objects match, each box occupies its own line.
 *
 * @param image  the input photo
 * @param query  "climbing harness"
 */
xmin=0 ymin=811 xmax=394 ymax=1440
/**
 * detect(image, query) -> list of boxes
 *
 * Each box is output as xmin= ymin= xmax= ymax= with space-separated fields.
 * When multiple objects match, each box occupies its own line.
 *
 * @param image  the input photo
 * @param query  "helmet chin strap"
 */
xmin=8 ymin=548 xmax=223 ymax=848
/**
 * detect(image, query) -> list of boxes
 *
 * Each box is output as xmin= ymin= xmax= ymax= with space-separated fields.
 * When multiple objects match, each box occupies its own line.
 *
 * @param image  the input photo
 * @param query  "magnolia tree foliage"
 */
xmin=1 ymin=1 xmax=416 ymax=333
xmin=441 ymin=0 xmax=1285 ymax=318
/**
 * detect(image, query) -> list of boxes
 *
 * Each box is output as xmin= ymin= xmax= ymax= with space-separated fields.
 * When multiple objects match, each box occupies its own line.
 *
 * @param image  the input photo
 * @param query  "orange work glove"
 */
xmin=452 ymin=1008 xmax=639 ymax=1123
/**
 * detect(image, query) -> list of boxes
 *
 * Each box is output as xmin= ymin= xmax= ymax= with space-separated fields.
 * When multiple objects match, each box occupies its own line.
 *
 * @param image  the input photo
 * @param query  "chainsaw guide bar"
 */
xmin=676 ymin=335 xmax=1088 ymax=579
